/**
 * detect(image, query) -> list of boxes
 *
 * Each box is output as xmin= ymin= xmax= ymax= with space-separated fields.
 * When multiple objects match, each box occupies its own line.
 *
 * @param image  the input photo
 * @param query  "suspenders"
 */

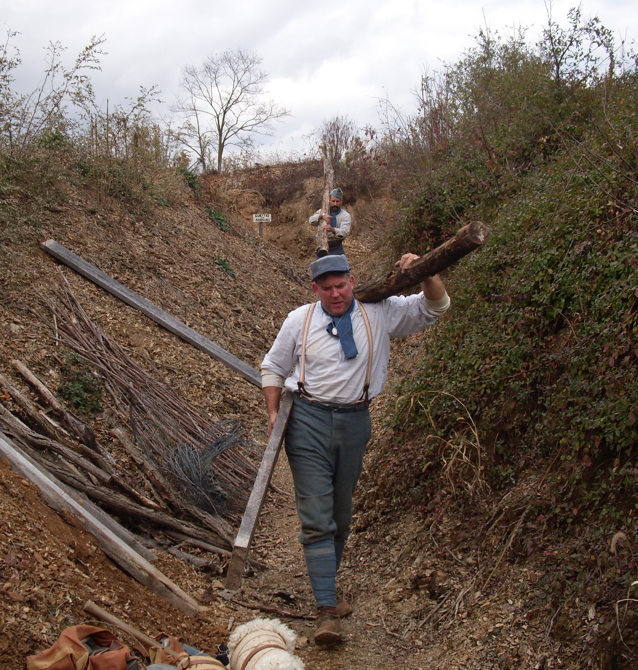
xmin=296 ymin=302 xmax=316 ymax=399
xmin=297 ymin=300 xmax=374 ymax=405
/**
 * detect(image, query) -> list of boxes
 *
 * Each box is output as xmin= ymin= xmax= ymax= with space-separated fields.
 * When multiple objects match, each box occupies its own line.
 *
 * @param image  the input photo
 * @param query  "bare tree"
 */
xmin=0 ymin=30 xmax=105 ymax=154
xmin=318 ymin=115 xmax=359 ymax=164
xmin=175 ymin=49 xmax=289 ymax=172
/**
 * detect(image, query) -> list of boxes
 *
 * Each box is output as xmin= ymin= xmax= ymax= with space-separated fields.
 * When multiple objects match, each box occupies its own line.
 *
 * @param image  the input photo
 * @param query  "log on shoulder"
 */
xmin=354 ymin=221 xmax=489 ymax=303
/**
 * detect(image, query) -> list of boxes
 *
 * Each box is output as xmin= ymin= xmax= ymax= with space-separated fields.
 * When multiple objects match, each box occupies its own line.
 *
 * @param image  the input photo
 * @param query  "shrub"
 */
xmin=206 ymin=207 xmax=230 ymax=231
xmin=374 ymin=9 xmax=638 ymax=531
xmin=214 ymin=255 xmax=235 ymax=277
xmin=58 ymin=355 xmax=103 ymax=416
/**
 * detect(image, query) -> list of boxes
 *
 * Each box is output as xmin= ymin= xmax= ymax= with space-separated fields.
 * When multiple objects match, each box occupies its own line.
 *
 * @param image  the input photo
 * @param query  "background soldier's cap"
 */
xmin=330 ymin=187 xmax=344 ymax=199
xmin=310 ymin=255 xmax=350 ymax=280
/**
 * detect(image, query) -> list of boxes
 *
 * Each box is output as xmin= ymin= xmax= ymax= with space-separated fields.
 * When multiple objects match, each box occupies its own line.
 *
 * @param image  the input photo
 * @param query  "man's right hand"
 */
xmin=267 ymin=411 xmax=279 ymax=436
xmin=395 ymin=253 xmax=420 ymax=272
xmin=263 ymin=386 xmax=283 ymax=436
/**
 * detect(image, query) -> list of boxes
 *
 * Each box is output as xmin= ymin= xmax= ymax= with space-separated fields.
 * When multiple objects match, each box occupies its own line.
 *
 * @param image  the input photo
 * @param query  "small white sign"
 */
xmin=253 ymin=213 xmax=271 ymax=223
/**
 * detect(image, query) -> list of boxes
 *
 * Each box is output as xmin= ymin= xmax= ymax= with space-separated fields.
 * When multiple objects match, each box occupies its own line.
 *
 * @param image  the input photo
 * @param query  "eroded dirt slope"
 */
xmin=0 ymin=172 xmax=308 ymax=664
xmin=0 ymin=168 xmax=399 ymax=666
xmin=1 ymin=168 xmax=633 ymax=669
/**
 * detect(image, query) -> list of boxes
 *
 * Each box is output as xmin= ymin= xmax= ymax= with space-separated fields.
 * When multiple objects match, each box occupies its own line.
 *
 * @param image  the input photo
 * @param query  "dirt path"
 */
xmin=233 ymin=386 xmax=505 ymax=670
xmin=239 ymin=447 xmax=407 ymax=670
xmin=226 ymin=329 xmax=574 ymax=670
xmin=234 ymin=439 xmax=578 ymax=670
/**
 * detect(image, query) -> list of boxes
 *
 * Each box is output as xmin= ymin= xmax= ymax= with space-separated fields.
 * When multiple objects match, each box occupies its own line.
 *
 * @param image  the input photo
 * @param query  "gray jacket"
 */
xmin=309 ymin=208 xmax=352 ymax=242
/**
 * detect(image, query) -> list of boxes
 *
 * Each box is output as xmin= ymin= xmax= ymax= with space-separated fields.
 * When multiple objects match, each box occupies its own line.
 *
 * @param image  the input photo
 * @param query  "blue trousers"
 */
xmin=285 ymin=394 xmax=371 ymax=606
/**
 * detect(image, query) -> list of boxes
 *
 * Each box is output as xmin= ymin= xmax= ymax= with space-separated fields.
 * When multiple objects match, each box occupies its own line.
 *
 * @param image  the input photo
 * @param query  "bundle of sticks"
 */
xmin=0 ymin=278 xmax=263 ymax=555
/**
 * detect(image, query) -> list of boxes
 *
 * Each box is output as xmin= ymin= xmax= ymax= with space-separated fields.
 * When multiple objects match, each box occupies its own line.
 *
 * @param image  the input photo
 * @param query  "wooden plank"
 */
xmin=58 ymin=483 xmax=157 ymax=563
xmin=354 ymin=221 xmax=489 ymax=302
xmin=41 ymin=239 xmax=261 ymax=388
xmin=0 ymin=430 xmax=200 ymax=616
xmin=225 ymin=391 xmax=293 ymax=590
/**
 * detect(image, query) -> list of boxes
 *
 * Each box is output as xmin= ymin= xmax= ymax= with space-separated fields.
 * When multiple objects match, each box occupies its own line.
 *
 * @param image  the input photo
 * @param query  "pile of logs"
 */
xmin=0 ymin=281 xmax=263 ymax=556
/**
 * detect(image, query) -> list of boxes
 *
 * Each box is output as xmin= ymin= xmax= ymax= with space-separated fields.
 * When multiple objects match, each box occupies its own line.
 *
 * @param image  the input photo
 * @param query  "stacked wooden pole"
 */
xmin=0 ymin=281 xmax=268 ymax=612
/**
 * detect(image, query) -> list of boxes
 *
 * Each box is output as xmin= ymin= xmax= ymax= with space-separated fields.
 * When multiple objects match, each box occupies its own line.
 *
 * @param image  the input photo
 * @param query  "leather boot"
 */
xmin=335 ymin=598 xmax=352 ymax=618
xmin=335 ymin=588 xmax=353 ymax=618
xmin=314 ymin=606 xmax=343 ymax=646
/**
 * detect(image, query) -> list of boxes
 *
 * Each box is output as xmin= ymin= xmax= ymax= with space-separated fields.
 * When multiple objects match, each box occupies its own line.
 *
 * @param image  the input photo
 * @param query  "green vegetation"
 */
xmin=58 ymin=355 xmax=103 ymax=416
xmin=177 ymin=166 xmax=200 ymax=191
xmin=214 ymin=255 xmax=235 ymax=277
xmin=206 ymin=207 xmax=230 ymax=232
xmin=373 ymin=11 xmax=638 ymax=531
xmin=349 ymin=16 xmax=638 ymax=659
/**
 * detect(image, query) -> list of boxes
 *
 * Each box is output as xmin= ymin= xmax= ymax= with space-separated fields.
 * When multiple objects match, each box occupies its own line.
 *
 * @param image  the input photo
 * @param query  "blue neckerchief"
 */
xmin=330 ymin=207 xmax=341 ymax=229
xmin=323 ymin=299 xmax=357 ymax=359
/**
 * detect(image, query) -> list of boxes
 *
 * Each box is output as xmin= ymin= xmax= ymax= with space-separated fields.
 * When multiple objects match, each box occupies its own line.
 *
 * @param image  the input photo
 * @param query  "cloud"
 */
xmin=2 ymin=0 xmax=636 ymax=157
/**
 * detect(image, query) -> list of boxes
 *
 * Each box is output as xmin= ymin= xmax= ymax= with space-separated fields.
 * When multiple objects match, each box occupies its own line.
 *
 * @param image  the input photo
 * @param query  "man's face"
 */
xmin=312 ymin=272 xmax=355 ymax=317
xmin=329 ymin=196 xmax=343 ymax=211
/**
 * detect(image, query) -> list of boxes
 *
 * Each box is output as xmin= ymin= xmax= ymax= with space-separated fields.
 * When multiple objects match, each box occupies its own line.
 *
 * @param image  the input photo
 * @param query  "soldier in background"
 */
xmin=309 ymin=187 xmax=351 ymax=256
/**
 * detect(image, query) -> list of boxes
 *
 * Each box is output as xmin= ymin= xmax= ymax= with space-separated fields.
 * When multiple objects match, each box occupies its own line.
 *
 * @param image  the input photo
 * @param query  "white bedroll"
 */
xmin=228 ymin=618 xmax=304 ymax=670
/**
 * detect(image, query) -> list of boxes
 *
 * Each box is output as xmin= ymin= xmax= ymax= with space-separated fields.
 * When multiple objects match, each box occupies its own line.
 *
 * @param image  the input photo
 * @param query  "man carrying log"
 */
xmin=309 ymin=187 xmax=351 ymax=256
xmin=260 ymin=253 xmax=450 ymax=646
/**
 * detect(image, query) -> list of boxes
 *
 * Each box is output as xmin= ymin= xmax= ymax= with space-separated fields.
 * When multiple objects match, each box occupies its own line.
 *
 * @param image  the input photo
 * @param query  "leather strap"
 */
xmin=298 ymin=300 xmax=373 ymax=405
xmin=186 ymin=657 xmax=226 ymax=669
xmin=239 ymin=643 xmax=286 ymax=670
xmin=297 ymin=302 xmax=316 ymax=398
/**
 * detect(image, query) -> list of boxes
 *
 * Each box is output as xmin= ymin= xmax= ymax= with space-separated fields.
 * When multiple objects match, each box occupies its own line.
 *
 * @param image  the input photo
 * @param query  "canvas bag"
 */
xmin=26 ymin=625 xmax=133 ymax=670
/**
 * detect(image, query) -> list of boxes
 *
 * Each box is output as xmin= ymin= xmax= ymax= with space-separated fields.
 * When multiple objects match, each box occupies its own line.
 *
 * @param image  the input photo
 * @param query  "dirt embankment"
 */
xmin=0 ymin=167 xmax=631 ymax=669
xmin=0 ymin=170 xmax=305 ymax=664
xmin=0 ymin=167 xmax=398 ymax=667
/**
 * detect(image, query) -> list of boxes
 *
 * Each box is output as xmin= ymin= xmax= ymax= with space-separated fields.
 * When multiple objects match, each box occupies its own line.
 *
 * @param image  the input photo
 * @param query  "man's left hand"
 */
xmin=395 ymin=253 xmax=420 ymax=272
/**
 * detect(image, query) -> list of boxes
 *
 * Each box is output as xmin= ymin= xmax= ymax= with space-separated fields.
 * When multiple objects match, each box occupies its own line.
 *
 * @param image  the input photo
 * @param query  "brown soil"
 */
xmin=0 ymin=167 xmax=631 ymax=669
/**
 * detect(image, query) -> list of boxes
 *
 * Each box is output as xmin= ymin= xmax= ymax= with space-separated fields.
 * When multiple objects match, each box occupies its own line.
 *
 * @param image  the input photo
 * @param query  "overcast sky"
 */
xmin=2 ymin=0 xmax=636 ymax=160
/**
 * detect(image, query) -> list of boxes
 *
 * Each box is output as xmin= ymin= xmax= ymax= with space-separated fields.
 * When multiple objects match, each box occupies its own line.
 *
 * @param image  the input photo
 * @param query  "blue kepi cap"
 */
xmin=310 ymin=255 xmax=350 ymax=280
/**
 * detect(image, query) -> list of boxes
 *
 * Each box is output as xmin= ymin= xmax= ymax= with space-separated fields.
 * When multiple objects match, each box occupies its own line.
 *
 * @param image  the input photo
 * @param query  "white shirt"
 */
xmin=309 ymin=209 xmax=352 ymax=241
xmin=261 ymin=293 xmax=450 ymax=404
